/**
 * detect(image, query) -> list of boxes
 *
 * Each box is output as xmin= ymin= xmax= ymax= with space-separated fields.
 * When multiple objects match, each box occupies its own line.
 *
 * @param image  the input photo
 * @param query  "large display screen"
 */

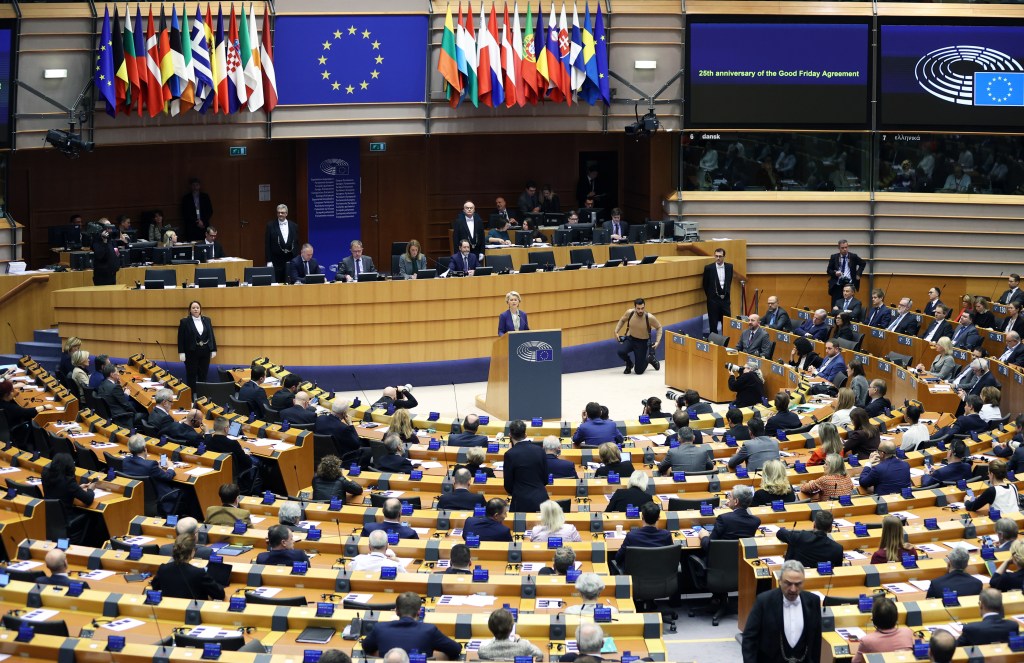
xmin=685 ymin=18 xmax=871 ymax=129
xmin=0 ymin=23 xmax=12 ymax=148
xmin=879 ymin=22 xmax=1024 ymax=131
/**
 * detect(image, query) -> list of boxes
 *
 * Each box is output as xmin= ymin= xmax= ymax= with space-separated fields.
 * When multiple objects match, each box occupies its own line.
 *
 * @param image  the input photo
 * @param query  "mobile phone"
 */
xmin=159 ymin=454 xmax=168 ymax=468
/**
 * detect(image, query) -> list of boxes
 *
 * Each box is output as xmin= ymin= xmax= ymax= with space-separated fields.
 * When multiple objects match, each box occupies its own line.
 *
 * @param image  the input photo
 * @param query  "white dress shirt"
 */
xmin=191 ymin=316 xmax=204 ymax=335
xmin=783 ymin=596 xmax=804 ymax=648
xmin=278 ymin=219 xmax=290 ymax=243
xmin=716 ymin=263 xmax=726 ymax=290
xmin=347 ymin=551 xmax=407 ymax=573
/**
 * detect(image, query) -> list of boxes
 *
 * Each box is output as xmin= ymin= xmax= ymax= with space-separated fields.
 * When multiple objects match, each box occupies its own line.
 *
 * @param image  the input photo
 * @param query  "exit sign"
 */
xmin=229 ymin=146 xmax=247 ymax=157
xmin=369 ymin=142 xmax=387 ymax=152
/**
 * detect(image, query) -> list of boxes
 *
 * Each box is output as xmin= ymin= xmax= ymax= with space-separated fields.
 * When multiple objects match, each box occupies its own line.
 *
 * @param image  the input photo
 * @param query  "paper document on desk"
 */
xmin=916 ymin=543 xmax=948 ymax=554
xmin=883 ymin=582 xmax=917 ymax=594
xmin=247 ymin=439 xmax=276 ymax=447
xmin=950 ymin=540 xmax=979 ymax=552
xmin=101 ymin=618 xmax=146 ymax=632
xmin=248 ymin=587 xmax=281 ymax=598
xmin=6 ymin=561 xmax=42 ymax=571
xmin=121 ymin=535 xmax=155 ymax=545
xmin=20 ymin=609 xmax=59 ymax=622
xmin=90 ymin=442 xmax=117 ymax=449
xmin=0 ymin=467 xmax=19 ymax=475
xmin=79 ymin=569 xmax=116 ymax=580
xmin=186 ymin=467 xmax=215 ymax=477
xmin=344 ymin=593 xmax=374 ymax=604
xmin=419 ymin=461 xmax=442 ymax=469
xmin=843 ymin=550 xmax=867 ymax=561
xmin=890 ymin=511 xmax=919 ymax=520
xmin=187 ymin=626 xmax=240 ymax=639
xmin=836 ymin=627 xmax=867 ymax=642
xmin=270 ymin=442 xmax=294 ymax=451
xmin=93 ymin=489 xmax=112 ymax=498
xmin=250 ymin=516 xmax=266 ymax=524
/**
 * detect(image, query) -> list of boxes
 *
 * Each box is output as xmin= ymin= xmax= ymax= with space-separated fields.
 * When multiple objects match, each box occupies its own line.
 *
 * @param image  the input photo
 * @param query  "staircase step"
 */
xmin=16 ymin=341 xmax=61 ymax=356
xmin=33 ymin=329 xmax=61 ymax=344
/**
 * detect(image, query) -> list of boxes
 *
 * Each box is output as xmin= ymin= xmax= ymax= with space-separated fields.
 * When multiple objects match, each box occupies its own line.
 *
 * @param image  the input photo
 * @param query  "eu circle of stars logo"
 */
xmin=319 ymin=24 xmax=384 ymax=95
xmin=985 ymin=75 xmax=1014 ymax=104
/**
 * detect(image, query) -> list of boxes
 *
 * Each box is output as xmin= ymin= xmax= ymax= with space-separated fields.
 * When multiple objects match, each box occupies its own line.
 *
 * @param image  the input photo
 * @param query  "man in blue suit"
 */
xmin=920 ymin=439 xmax=974 ymax=488
xmin=926 ymin=546 xmax=983 ymax=599
xmin=314 ymin=400 xmax=363 ymax=458
xmin=446 ymin=414 xmax=488 ymax=447
xmin=362 ymin=591 xmax=461 ymax=659
xmin=571 ymin=402 xmax=623 ymax=446
xmin=147 ymin=388 xmax=203 ymax=443
xmin=286 ymin=243 xmax=321 ymax=283
xmin=122 ymin=435 xmax=178 ymax=516
xmin=543 ymin=436 xmax=578 ymax=479
xmin=814 ymin=341 xmax=847 ymax=383
xmin=362 ymin=498 xmax=419 ymax=539
xmin=698 ymin=484 xmax=761 ymax=554
xmin=957 ymin=589 xmax=1020 ymax=646
xmin=614 ymin=501 xmax=673 ymax=570
xmin=945 ymin=395 xmax=990 ymax=438
xmin=863 ymin=289 xmax=893 ymax=329
xmin=436 ymin=469 xmax=486 ymax=511
xmin=950 ymin=312 xmax=984 ymax=350
xmin=255 ymin=524 xmax=311 ymax=566
xmin=38 ymin=549 xmax=90 ymax=589
xmin=238 ymin=364 xmax=271 ymax=418
xmin=858 ymin=441 xmax=911 ymax=496
xmin=462 ymin=498 xmax=512 ymax=542
xmin=795 ymin=309 xmax=830 ymax=341
xmin=448 ymin=239 xmax=479 ymax=274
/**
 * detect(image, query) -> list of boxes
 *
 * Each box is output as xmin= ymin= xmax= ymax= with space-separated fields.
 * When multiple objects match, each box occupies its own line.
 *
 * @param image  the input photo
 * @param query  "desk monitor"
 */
xmin=563 ymin=263 xmax=583 ymax=271
xmin=552 ymin=229 xmax=571 ymax=247
xmin=544 ymin=212 xmax=566 ymax=225
xmin=196 ymin=277 xmax=220 ymax=288
xmin=304 ymin=273 xmax=326 ymax=284
xmin=170 ymin=245 xmax=194 ymax=262
xmin=528 ymin=251 xmax=556 ymax=271
xmin=244 ymin=266 xmax=275 ymax=284
xmin=524 ymin=211 xmax=545 ymax=226
xmin=592 ymin=227 xmax=610 ymax=245
xmin=569 ymin=223 xmax=594 ymax=244
xmin=519 ymin=263 xmax=539 ymax=274
xmin=195 ymin=267 xmax=226 ymax=286
xmin=602 ymin=258 xmax=623 ymax=268
xmin=69 ymin=252 xmax=93 ymax=270
xmin=144 ymin=268 xmax=176 ymax=287
xmin=514 ymin=230 xmax=535 ymax=247
xmin=151 ymin=247 xmax=170 ymax=265
xmin=646 ymin=220 xmax=672 ymax=241
xmin=144 ymin=279 xmax=166 ymax=290
xmin=357 ymin=271 xmax=380 ymax=282
xmin=193 ymin=243 xmax=212 ymax=263
xmin=582 ymin=208 xmax=604 ymax=224
xmin=416 ymin=269 xmax=437 ymax=280
xmin=473 ymin=266 xmax=493 ymax=276
xmin=250 ymin=274 xmax=273 ymax=286
xmin=639 ymin=255 xmax=658 ymax=265
xmin=627 ymin=225 xmax=648 ymax=244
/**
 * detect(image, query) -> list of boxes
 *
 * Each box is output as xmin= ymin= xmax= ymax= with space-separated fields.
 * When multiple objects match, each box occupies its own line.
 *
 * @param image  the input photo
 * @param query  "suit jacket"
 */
xmin=96 ymin=378 xmax=137 ymax=426
xmin=453 ymin=212 xmax=486 ymax=255
xmin=147 ymin=407 xmax=202 ymax=443
xmin=606 ymin=486 xmax=654 ymax=513
xmin=447 ymin=251 xmax=479 ymax=273
xmin=815 ymin=353 xmax=847 ymax=383
xmin=463 ymin=516 xmax=513 ymax=542
xmin=966 ymin=370 xmax=999 ymax=398
xmin=204 ymin=504 xmax=252 ymax=526
xmin=702 ymin=262 xmax=734 ymax=304
xmin=503 ymin=442 xmax=549 ymax=512
xmin=614 ymin=525 xmax=673 ymax=567
xmin=265 ymin=220 xmax=298 ymax=265
xmin=254 ymin=548 xmax=310 ymax=567
xmin=857 ymin=457 xmax=911 ymax=496
xmin=742 ymin=588 xmax=822 ymax=663
xmin=311 ymin=475 xmax=363 ymax=501
xmin=826 ymin=251 xmax=865 ymax=292
xmin=38 ymin=574 xmax=91 ymax=589
xmin=924 ymin=299 xmax=944 ymax=316
xmin=338 ymin=255 xmax=377 ymax=280
xmin=658 ymin=444 xmax=714 ymax=474
xmin=238 ymin=380 xmax=271 ymax=418
xmin=778 ymin=528 xmax=844 ymax=568
xmin=957 ymin=614 xmax=1020 ymax=647
xmin=705 ymin=509 xmax=762 ymax=550
xmin=729 ymin=371 xmax=765 ymax=409
xmin=920 ymin=319 xmax=953 ymax=342
xmin=603 ymin=219 xmax=630 ymax=242
xmin=446 ymin=431 xmax=488 ymax=447
xmin=763 ymin=308 xmax=792 ymax=332
xmin=498 ymin=309 xmax=530 ymax=336
xmin=377 ymin=454 xmax=414 ymax=474
xmin=362 ymin=521 xmax=419 ymax=539
xmin=151 ymin=561 xmax=224 ymax=600
xmin=727 ymin=436 xmax=780 ymax=471
xmin=925 ymin=569 xmax=983 ymax=599
xmin=951 ymin=324 xmax=983 ymax=350
xmin=796 ymin=319 xmax=830 ymax=342
xmin=886 ymin=312 xmax=921 ymax=336
xmin=998 ymin=287 xmax=1024 ymax=306
xmin=362 ymin=616 xmax=462 ymax=659
xmin=314 ymin=414 xmax=362 ymax=458
xmin=863 ymin=305 xmax=893 ymax=329
xmin=181 ymin=191 xmax=214 ymax=240
xmin=572 ymin=419 xmax=623 ymax=446
xmin=122 ymin=455 xmax=178 ymax=515
xmin=920 ymin=460 xmax=974 ymax=488
xmin=736 ymin=327 xmax=772 ymax=357
xmin=833 ymin=297 xmax=864 ymax=322
xmin=864 ymin=397 xmax=892 ymax=418
xmin=546 ymin=454 xmax=579 ymax=479
xmin=279 ymin=405 xmax=316 ymax=425
xmin=204 ymin=434 xmax=253 ymax=474
xmin=998 ymin=343 xmax=1024 ymax=367
xmin=177 ymin=315 xmax=217 ymax=356
xmin=765 ymin=411 xmax=801 ymax=437
xmin=437 ymin=488 xmax=486 ymax=511
xmin=949 ymin=413 xmax=989 ymax=437
xmin=270 ymin=389 xmax=295 ymax=410
xmin=286 ymin=255 xmax=321 ymax=283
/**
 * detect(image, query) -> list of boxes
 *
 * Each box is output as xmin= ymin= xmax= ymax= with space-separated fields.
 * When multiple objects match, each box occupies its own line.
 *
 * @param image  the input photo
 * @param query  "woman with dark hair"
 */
xmin=478 ymin=608 xmax=545 ymax=660
xmin=789 ymin=337 xmax=820 ymax=372
xmin=41 ymin=452 xmax=96 ymax=544
xmin=517 ymin=217 xmax=543 ymax=245
xmin=0 ymin=380 xmax=54 ymax=449
xmin=312 ymin=455 xmax=364 ymax=501
xmin=177 ymin=300 xmax=217 ymax=392
xmin=974 ymin=297 xmax=996 ymax=329
xmin=152 ymin=534 xmax=225 ymax=600
xmin=842 ymin=407 xmax=880 ymax=459
xmin=847 ymin=360 xmax=869 ymax=407
xmin=851 ymin=596 xmax=914 ymax=663
xmin=832 ymin=312 xmax=857 ymax=342
xmin=398 ymin=239 xmax=427 ymax=279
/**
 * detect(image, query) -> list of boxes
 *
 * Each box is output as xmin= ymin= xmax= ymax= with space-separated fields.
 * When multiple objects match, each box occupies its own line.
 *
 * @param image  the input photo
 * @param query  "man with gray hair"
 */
xmin=266 ymin=203 xmax=299 ymax=283
xmin=122 ymin=434 xmax=179 ymax=516
xmin=795 ymin=308 xmax=830 ymax=342
xmin=566 ymin=574 xmax=615 ymax=616
xmin=998 ymin=330 xmax=1024 ymax=366
xmin=726 ymin=417 xmax=780 ymax=471
xmin=956 ymin=587 xmax=1019 ymax=646
xmin=278 ymin=501 xmax=305 ymax=532
xmin=699 ymin=484 xmax=760 ymax=554
xmin=658 ymin=426 xmax=713 ymax=474
xmin=382 ymin=649 xmax=409 ymax=663
xmin=145 ymin=388 xmax=202 ymax=443
xmin=437 ymin=468 xmax=486 ymax=511
xmin=926 ymin=545 xmax=983 ymax=599
xmin=742 ymin=559 xmax=822 ymax=663
xmin=540 ymin=546 xmax=577 ymax=576
xmin=348 ymin=529 xmax=408 ymax=573
xmin=544 ymin=435 xmax=578 ymax=479
xmin=280 ymin=391 xmax=317 ymax=426
xmin=377 ymin=433 xmax=414 ymax=474
xmin=314 ymin=399 xmax=363 ymax=459
xmin=157 ymin=516 xmax=212 ymax=559
xmin=560 ymin=623 xmax=606 ymax=661
xmin=995 ymin=517 xmax=1019 ymax=552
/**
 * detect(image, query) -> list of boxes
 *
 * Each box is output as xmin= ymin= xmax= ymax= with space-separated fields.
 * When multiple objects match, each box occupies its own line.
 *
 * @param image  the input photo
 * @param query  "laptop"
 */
xmin=205 ymin=560 xmax=232 ymax=587
xmin=304 ymin=273 xmax=326 ymax=284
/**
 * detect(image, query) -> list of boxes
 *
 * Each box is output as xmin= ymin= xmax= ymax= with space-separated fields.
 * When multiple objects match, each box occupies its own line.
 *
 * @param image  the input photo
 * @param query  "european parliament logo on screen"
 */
xmin=914 ymin=45 xmax=1024 ymax=106
xmin=517 ymin=341 xmax=554 ymax=363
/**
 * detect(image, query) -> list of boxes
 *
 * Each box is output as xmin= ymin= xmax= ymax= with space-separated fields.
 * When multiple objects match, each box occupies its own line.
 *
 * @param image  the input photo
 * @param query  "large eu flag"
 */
xmin=974 ymin=72 xmax=1024 ymax=107
xmin=274 ymin=15 xmax=428 ymax=105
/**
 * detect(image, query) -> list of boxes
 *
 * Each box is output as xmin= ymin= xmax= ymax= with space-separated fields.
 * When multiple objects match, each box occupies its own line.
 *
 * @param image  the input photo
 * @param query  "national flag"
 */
xmin=544 ymin=3 xmax=564 ymax=102
xmin=133 ymin=7 xmax=149 ymax=115
xmin=214 ymin=4 xmax=230 ymax=113
xmin=510 ymin=3 xmax=524 ymax=107
xmin=579 ymin=1 xmax=599 ymax=105
xmin=569 ymin=3 xmax=585 ymax=95
xmin=475 ymin=3 xmax=492 ymax=106
xmin=974 ymin=72 xmax=1024 ymax=106
xmin=241 ymin=4 xmax=263 ymax=111
xmin=500 ymin=3 xmax=517 ymax=108
xmin=556 ymin=2 xmax=572 ymax=104
xmin=112 ymin=7 xmax=129 ymax=113
xmin=191 ymin=5 xmax=213 ymax=110
xmin=260 ymin=9 xmax=277 ymax=112
xmin=226 ymin=5 xmax=247 ymax=112
xmin=123 ymin=4 xmax=141 ymax=114
xmin=484 ymin=4 xmax=504 ymax=107
xmin=95 ymin=7 xmax=117 ymax=117
xmin=159 ymin=5 xmax=177 ymax=109
xmin=534 ymin=3 xmax=549 ymax=98
xmin=145 ymin=8 xmax=165 ymax=117
xmin=168 ymin=6 xmax=187 ymax=114
xmin=520 ymin=2 xmax=538 ymax=105
xmin=594 ymin=2 xmax=609 ymax=105
xmin=439 ymin=3 xmax=461 ymax=103
xmin=178 ymin=4 xmax=196 ymax=113
xmin=459 ymin=2 xmax=479 ymax=107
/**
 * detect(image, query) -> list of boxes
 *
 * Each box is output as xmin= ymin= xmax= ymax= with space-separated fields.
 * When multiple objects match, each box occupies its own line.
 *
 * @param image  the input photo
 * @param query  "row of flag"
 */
xmin=438 ymin=2 xmax=610 ymax=108
xmin=95 ymin=4 xmax=278 ymax=118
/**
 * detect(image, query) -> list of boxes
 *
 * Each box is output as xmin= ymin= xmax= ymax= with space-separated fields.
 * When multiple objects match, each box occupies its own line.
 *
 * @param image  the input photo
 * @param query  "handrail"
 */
xmin=0 ymin=273 xmax=49 ymax=307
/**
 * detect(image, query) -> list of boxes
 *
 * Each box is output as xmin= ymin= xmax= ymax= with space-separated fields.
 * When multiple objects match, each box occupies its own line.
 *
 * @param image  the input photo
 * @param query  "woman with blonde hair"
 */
xmin=807 ymin=422 xmax=844 ymax=466
xmin=398 ymin=239 xmax=426 ymax=279
xmin=830 ymin=389 xmax=857 ymax=429
xmin=58 ymin=336 xmax=82 ymax=378
xmin=162 ymin=228 xmax=178 ymax=247
xmin=389 ymin=408 xmax=417 ymax=445
xmin=529 ymin=499 xmax=582 ymax=543
xmin=70 ymin=349 xmax=91 ymax=395
xmin=799 ymin=453 xmax=854 ymax=500
xmin=990 ymin=539 xmax=1024 ymax=591
xmin=871 ymin=515 xmax=918 ymax=564
xmin=751 ymin=459 xmax=795 ymax=506
xmin=498 ymin=290 xmax=530 ymax=336
xmin=594 ymin=441 xmax=633 ymax=478
xmin=917 ymin=336 xmax=955 ymax=380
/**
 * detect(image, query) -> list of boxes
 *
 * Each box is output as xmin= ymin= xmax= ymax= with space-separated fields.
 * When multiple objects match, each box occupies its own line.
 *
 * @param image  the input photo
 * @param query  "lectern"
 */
xmin=480 ymin=330 xmax=562 ymax=421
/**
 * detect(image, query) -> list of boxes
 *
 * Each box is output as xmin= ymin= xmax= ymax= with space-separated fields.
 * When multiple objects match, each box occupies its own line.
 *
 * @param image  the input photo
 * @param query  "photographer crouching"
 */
xmin=727 ymin=356 xmax=766 ymax=409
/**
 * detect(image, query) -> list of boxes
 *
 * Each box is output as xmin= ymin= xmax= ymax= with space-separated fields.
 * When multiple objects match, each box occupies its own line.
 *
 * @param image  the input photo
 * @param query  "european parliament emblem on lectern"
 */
xmin=480 ymin=330 xmax=562 ymax=421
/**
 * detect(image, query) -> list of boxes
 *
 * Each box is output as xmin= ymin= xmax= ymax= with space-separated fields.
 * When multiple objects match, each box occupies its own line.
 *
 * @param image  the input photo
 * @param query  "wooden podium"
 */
xmin=477 ymin=330 xmax=562 ymax=421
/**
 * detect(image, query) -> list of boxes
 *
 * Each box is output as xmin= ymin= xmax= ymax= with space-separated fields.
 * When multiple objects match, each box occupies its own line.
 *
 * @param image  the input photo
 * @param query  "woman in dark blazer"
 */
xmin=498 ymin=291 xmax=530 ymax=336
xmin=831 ymin=312 xmax=857 ymax=342
xmin=41 ymin=453 xmax=95 ymax=544
xmin=606 ymin=471 xmax=655 ymax=512
xmin=311 ymin=455 xmax=364 ymax=501
xmin=152 ymin=534 xmax=225 ymax=601
xmin=398 ymin=239 xmax=427 ymax=279
xmin=593 ymin=442 xmax=635 ymax=478
xmin=177 ymin=300 xmax=217 ymax=392
xmin=842 ymin=407 xmax=881 ymax=460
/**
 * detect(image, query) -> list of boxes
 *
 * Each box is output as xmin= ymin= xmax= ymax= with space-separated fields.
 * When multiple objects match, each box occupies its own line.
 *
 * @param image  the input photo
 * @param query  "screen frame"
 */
xmin=0 ymin=20 xmax=14 ymax=150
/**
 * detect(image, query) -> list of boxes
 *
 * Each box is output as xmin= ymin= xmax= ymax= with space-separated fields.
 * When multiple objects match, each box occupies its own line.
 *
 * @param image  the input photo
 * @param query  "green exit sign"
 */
xmin=369 ymin=142 xmax=387 ymax=152
xmin=229 ymin=146 xmax=247 ymax=157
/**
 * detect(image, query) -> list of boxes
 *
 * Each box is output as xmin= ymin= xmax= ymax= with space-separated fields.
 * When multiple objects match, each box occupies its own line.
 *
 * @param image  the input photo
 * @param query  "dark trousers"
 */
xmin=93 ymin=271 xmax=117 ymax=286
xmin=184 ymin=351 xmax=212 ymax=393
xmin=271 ymin=260 xmax=288 ymax=284
xmin=617 ymin=337 xmax=651 ymax=374
xmin=706 ymin=295 xmax=731 ymax=335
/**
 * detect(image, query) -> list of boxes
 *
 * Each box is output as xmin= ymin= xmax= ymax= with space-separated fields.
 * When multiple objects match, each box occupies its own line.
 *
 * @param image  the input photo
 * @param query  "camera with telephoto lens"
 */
xmin=724 ymin=362 xmax=744 ymax=373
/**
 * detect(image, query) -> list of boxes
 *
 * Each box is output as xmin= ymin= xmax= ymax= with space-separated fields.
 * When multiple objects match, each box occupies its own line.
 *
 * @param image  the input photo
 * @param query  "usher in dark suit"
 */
xmin=826 ymin=250 xmax=865 ymax=303
xmin=702 ymin=260 xmax=733 ymax=335
xmin=265 ymin=219 xmax=299 ymax=283
xmin=742 ymin=587 xmax=822 ymax=663
xmin=452 ymin=212 xmax=486 ymax=256
xmin=177 ymin=314 xmax=217 ymax=391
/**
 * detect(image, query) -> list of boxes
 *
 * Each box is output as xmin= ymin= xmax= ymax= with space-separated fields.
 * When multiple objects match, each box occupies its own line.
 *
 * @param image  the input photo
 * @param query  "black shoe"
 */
xmin=651 ymin=358 xmax=661 ymax=371
xmin=624 ymin=359 xmax=634 ymax=374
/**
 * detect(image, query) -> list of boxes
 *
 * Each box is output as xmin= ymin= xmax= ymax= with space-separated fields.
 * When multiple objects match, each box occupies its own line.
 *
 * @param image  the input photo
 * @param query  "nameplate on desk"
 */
xmin=1017 ymin=373 xmax=1023 ymax=385
xmin=896 ymin=369 xmax=907 ymax=381
xmin=729 ymin=320 xmax=742 ymax=330
xmin=594 ymin=607 xmax=612 ymax=622
xmin=292 ymin=562 xmax=308 ymax=575
xmin=695 ymin=342 xmax=709 ymax=352
xmin=771 ymin=364 xmax=784 ymax=376
xmin=380 ymin=566 xmax=398 ymax=580
xmin=871 ymin=329 xmax=885 ymax=339
xmin=401 ymin=501 xmax=414 ymax=515
xmin=998 ymin=364 xmax=1009 ymax=376
xmin=228 ymin=596 xmax=246 ymax=612
xmin=776 ymin=332 xmax=791 ymax=343
xmin=952 ymin=349 xmax=968 ymax=361
xmin=877 ymin=361 xmax=890 ymax=373
xmin=306 ymin=527 xmax=321 ymax=541
xmin=797 ymin=310 xmax=810 ymax=320
xmin=990 ymin=332 xmax=1005 ymax=342
xmin=316 ymin=602 xmax=334 ymax=617
xmin=672 ymin=335 xmax=685 ymax=346
xmin=897 ymin=336 xmax=912 ymax=347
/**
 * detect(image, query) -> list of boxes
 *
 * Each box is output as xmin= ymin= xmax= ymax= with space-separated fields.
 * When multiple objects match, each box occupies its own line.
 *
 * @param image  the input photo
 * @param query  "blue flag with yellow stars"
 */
xmin=274 ymin=15 xmax=428 ymax=104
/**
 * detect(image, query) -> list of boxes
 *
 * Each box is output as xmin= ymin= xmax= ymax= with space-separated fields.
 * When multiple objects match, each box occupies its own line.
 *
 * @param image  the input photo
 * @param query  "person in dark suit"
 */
xmin=606 ymin=471 xmax=655 ymax=513
xmin=658 ymin=427 xmax=713 ymax=475
xmin=314 ymin=400 xmax=364 ymax=460
xmin=884 ymin=298 xmax=921 ymax=336
xmin=826 ymin=239 xmax=865 ymax=304
xmin=594 ymin=441 xmax=634 ymax=479
xmin=813 ymin=341 xmax=847 ymax=383
xmin=920 ymin=305 xmax=954 ymax=343
xmin=311 ymin=454 xmax=363 ymax=502
xmin=254 ymin=525 xmax=311 ymax=567
xmin=858 ymin=441 xmax=911 ymax=496
xmin=498 ymin=290 xmax=530 ymax=336
xmin=831 ymin=284 xmax=864 ymax=322
xmin=362 ymin=498 xmax=419 ymax=539
xmin=176 ymin=300 xmax=217 ymax=392
xmin=735 ymin=314 xmax=772 ymax=357
xmin=40 ymin=453 xmax=95 ymax=545
xmin=543 ymin=437 xmax=578 ymax=479
xmin=362 ymin=591 xmax=462 ymax=659
xmin=723 ymin=407 xmax=753 ymax=443
xmin=338 ymin=239 xmax=377 ymax=282
xmin=279 ymin=391 xmax=317 ymax=425
xmin=997 ymin=274 xmax=1024 ymax=306
xmin=147 ymin=388 xmax=203 ymax=443
xmin=950 ymin=312 xmax=984 ymax=350
xmin=699 ymin=484 xmax=761 ymax=554
xmin=777 ymin=511 xmax=844 ymax=569
xmin=924 ymin=286 xmax=944 ymax=317
xmin=447 ymin=239 xmax=479 ymax=274
xmin=156 ymin=517 xmax=213 ymax=559
xmin=238 ymin=365 xmax=271 ymax=418
xmin=603 ymin=209 xmax=629 ymax=243
xmin=445 ymin=415 xmax=487 ymax=447
xmin=959 ymin=360 xmax=999 ymax=402
xmin=286 ymin=244 xmax=321 ymax=284
xmin=203 ymin=418 xmax=258 ymax=488
xmin=122 ymin=435 xmax=178 ymax=516
xmin=997 ymin=331 xmax=1024 ymax=367
xmin=702 ymin=247 xmax=733 ymax=335
xmin=863 ymin=380 xmax=892 ymax=418
xmin=1001 ymin=302 xmax=1024 ymax=338
xmin=795 ymin=309 xmax=831 ymax=342
xmin=436 ymin=469 xmax=486 ymax=511
xmin=727 ymin=417 xmax=780 ymax=471
xmin=765 ymin=392 xmax=802 ymax=437
xmin=957 ymin=589 xmax=1019 ymax=646
xmin=38 ymin=549 xmax=91 ymax=589
xmin=576 ymin=165 xmax=607 ymax=208
xmin=503 ymin=420 xmax=548 ymax=513
xmin=741 ymin=560 xmax=822 ymax=663
xmin=613 ymin=501 xmax=673 ymax=570
xmin=727 ymin=358 xmax=766 ymax=409
xmin=452 ymin=200 xmax=486 ymax=258
xmin=91 ymin=221 xmax=124 ymax=286
xmin=270 ymin=374 xmax=299 ymax=411
xmin=377 ymin=434 xmax=414 ymax=474
xmin=863 ymin=289 xmax=894 ymax=329
xmin=152 ymin=534 xmax=224 ymax=600
xmin=201 ymin=226 xmax=225 ymax=259
xmin=463 ymin=498 xmax=513 ymax=542
xmin=454 ymin=447 xmax=496 ymax=480
xmin=763 ymin=296 xmax=792 ymax=332
xmin=943 ymin=395 xmax=989 ymax=438
xmin=265 ymin=204 xmax=299 ymax=284
xmin=925 ymin=547 xmax=983 ymax=599
xmin=444 ymin=543 xmax=474 ymax=575
xmin=95 ymin=363 xmax=143 ymax=428
xmin=180 ymin=178 xmax=214 ymax=242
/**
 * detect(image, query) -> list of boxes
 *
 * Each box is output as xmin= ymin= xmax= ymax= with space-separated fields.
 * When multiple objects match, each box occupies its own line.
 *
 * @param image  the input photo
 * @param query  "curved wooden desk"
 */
xmin=53 ymin=257 xmax=709 ymax=366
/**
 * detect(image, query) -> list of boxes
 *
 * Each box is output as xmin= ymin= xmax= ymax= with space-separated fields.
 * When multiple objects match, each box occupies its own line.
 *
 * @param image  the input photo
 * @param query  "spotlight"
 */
xmin=44 ymin=129 xmax=94 ymax=157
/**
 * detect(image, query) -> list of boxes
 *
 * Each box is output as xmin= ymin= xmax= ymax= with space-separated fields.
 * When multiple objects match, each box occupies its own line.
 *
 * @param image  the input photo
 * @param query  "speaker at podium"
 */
xmin=477 ymin=330 xmax=562 ymax=421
